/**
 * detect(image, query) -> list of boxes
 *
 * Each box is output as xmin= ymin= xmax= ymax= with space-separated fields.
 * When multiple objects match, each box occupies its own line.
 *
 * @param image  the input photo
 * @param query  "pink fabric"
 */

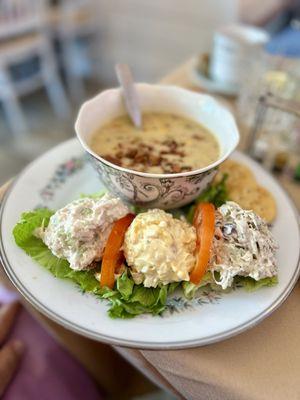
xmin=0 ymin=286 xmax=19 ymax=304
xmin=0 ymin=288 xmax=103 ymax=400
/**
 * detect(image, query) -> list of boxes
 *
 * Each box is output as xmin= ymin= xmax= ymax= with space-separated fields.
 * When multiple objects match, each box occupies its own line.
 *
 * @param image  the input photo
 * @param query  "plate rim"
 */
xmin=1 ymin=138 xmax=299 ymax=349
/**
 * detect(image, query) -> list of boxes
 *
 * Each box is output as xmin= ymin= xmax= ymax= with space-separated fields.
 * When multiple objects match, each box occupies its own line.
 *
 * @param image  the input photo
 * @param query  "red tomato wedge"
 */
xmin=190 ymin=203 xmax=215 ymax=285
xmin=100 ymin=214 xmax=135 ymax=289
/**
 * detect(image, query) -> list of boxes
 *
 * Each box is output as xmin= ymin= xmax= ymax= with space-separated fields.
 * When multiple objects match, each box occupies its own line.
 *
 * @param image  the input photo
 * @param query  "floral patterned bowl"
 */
xmin=75 ymin=84 xmax=239 ymax=209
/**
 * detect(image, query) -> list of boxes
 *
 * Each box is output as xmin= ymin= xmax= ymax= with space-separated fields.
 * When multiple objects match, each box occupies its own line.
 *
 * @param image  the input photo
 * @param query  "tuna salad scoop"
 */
xmin=210 ymin=201 xmax=278 ymax=289
xmin=36 ymin=194 xmax=129 ymax=271
xmin=124 ymin=209 xmax=196 ymax=287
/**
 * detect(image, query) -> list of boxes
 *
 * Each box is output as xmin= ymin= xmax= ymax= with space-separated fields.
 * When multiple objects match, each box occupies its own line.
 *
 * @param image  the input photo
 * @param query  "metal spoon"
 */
xmin=115 ymin=63 xmax=142 ymax=129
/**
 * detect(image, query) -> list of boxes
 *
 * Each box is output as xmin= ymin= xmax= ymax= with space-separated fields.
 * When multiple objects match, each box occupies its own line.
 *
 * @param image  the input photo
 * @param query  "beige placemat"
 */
xmin=136 ymin=280 xmax=300 ymax=400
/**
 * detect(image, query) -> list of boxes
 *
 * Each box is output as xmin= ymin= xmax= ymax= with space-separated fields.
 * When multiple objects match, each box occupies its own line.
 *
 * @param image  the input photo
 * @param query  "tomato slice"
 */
xmin=190 ymin=203 xmax=215 ymax=285
xmin=100 ymin=214 xmax=135 ymax=289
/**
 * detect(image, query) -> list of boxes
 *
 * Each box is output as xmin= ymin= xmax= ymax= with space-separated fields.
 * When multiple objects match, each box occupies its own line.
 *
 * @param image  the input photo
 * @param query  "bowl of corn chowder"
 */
xmin=75 ymin=84 xmax=239 ymax=209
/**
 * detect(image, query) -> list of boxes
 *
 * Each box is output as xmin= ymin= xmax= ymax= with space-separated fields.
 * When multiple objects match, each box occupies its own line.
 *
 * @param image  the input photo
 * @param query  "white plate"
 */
xmin=1 ymin=139 xmax=299 ymax=349
xmin=189 ymin=56 xmax=239 ymax=97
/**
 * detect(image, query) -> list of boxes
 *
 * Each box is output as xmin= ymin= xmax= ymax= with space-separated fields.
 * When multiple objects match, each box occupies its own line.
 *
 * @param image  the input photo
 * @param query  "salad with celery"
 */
xmin=13 ymin=176 xmax=278 ymax=319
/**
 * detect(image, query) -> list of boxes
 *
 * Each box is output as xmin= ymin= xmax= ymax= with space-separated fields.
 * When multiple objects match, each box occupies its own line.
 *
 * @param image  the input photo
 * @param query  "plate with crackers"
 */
xmin=0 ymin=139 xmax=299 ymax=348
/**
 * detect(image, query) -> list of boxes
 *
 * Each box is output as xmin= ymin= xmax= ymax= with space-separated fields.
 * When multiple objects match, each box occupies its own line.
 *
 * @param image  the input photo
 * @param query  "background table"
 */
xmin=1 ymin=61 xmax=300 ymax=400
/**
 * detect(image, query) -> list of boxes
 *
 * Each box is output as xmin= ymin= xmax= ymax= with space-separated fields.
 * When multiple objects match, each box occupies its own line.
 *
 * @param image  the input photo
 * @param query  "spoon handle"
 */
xmin=115 ymin=63 xmax=142 ymax=129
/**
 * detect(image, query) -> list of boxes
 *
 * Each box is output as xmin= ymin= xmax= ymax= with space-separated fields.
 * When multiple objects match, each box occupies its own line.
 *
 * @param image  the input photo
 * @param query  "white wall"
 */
xmin=95 ymin=0 xmax=238 ymax=85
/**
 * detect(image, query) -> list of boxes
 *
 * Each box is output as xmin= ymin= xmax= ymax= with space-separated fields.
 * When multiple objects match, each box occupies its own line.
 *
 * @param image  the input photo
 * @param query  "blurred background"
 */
xmin=0 ymin=2 xmax=299 ymax=399
xmin=0 ymin=0 xmax=299 ymax=187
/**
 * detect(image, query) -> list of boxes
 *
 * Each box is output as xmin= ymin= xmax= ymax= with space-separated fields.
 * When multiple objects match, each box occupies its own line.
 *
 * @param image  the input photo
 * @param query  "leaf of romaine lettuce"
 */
xmin=182 ymin=271 xmax=278 ymax=299
xmin=168 ymin=282 xmax=180 ymax=295
xmin=108 ymin=302 xmax=133 ymax=319
xmin=182 ymin=174 xmax=229 ymax=223
xmin=130 ymin=286 xmax=159 ymax=307
xmin=13 ymin=209 xmax=53 ymax=246
xmin=182 ymin=272 xmax=214 ymax=299
xmin=80 ymin=190 xmax=107 ymax=199
xmin=130 ymin=205 xmax=148 ymax=215
xmin=117 ymin=271 xmax=134 ymax=300
xmin=234 ymin=275 xmax=278 ymax=291
xmin=103 ymin=272 xmax=171 ymax=319
xmin=195 ymin=174 xmax=228 ymax=207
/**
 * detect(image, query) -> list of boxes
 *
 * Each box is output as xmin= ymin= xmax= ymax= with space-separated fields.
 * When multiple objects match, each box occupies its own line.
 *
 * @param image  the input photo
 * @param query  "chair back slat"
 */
xmin=0 ymin=0 xmax=47 ymax=40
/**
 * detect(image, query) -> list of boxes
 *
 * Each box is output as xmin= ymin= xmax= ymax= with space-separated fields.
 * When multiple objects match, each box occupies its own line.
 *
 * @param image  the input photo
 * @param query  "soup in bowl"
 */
xmin=75 ymin=84 xmax=239 ymax=209
xmin=90 ymin=113 xmax=220 ymax=174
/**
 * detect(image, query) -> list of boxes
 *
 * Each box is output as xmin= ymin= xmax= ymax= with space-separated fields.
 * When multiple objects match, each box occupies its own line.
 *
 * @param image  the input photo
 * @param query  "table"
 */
xmin=1 ymin=61 xmax=300 ymax=400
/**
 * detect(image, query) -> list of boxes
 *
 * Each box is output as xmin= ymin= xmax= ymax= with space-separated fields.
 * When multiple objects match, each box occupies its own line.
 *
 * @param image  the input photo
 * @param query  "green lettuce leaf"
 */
xmin=168 ymin=282 xmax=180 ymax=294
xmin=130 ymin=205 xmax=147 ymax=215
xmin=182 ymin=271 xmax=278 ymax=299
xmin=182 ymin=272 xmax=215 ymax=299
xmin=116 ymin=271 xmax=134 ymax=300
xmin=130 ymin=286 xmax=159 ymax=307
xmin=79 ymin=190 xmax=107 ymax=199
xmin=183 ymin=174 xmax=228 ymax=223
xmin=104 ymin=272 xmax=170 ymax=319
xmin=195 ymin=174 xmax=228 ymax=207
xmin=234 ymin=275 xmax=278 ymax=291
xmin=13 ymin=209 xmax=53 ymax=247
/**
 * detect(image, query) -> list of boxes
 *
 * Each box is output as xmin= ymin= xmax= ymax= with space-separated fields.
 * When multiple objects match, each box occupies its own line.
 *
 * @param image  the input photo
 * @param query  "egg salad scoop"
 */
xmin=124 ymin=209 xmax=196 ymax=287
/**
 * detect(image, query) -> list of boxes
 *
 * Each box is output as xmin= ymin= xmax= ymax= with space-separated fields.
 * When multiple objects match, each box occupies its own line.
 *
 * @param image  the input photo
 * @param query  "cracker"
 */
xmin=229 ymin=185 xmax=277 ymax=223
xmin=215 ymin=160 xmax=256 ymax=190
xmin=214 ymin=159 xmax=277 ymax=222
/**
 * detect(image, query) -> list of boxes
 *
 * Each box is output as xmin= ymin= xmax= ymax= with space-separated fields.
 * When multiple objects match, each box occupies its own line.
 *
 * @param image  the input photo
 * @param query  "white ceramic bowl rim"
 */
xmin=75 ymin=84 xmax=240 ymax=178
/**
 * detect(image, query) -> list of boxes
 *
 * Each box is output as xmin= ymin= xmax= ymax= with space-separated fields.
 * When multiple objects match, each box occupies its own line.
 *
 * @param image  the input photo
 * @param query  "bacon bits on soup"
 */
xmin=90 ymin=113 xmax=220 ymax=174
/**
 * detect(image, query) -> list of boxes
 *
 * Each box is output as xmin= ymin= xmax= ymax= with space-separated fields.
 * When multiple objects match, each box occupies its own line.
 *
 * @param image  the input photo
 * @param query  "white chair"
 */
xmin=52 ymin=0 xmax=100 ymax=103
xmin=0 ymin=0 xmax=71 ymax=135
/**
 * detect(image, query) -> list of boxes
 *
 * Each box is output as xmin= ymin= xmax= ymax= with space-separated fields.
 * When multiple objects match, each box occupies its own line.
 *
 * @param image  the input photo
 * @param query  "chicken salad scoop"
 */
xmin=35 ymin=194 xmax=129 ymax=271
